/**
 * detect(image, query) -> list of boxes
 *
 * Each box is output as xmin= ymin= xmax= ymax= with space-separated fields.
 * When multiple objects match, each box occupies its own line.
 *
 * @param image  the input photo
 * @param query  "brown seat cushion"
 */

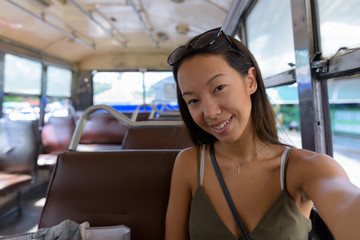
xmin=0 ymin=173 xmax=32 ymax=197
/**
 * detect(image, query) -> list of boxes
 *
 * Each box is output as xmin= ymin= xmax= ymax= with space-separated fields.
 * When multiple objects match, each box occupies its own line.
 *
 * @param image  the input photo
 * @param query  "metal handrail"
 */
xmin=68 ymin=105 xmax=183 ymax=151
xmin=130 ymin=104 xmax=179 ymax=121
xmin=156 ymin=104 xmax=178 ymax=112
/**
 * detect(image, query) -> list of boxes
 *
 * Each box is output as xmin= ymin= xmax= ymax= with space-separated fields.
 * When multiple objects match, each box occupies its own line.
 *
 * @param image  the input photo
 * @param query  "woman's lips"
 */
xmin=210 ymin=115 xmax=233 ymax=135
xmin=213 ymin=118 xmax=231 ymax=130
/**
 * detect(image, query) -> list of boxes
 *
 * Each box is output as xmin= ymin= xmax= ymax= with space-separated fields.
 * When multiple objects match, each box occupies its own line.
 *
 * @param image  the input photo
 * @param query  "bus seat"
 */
xmin=0 ymin=119 xmax=40 ymax=221
xmin=0 ymin=119 xmax=39 ymax=174
xmin=38 ymin=150 xmax=179 ymax=240
xmin=41 ymin=116 xmax=76 ymax=154
xmin=39 ymin=116 xmax=76 ymax=169
xmin=129 ymin=111 xmax=152 ymax=121
xmin=308 ymin=207 xmax=334 ymax=240
xmin=121 ymin=126 xmax=193 ymax=149
xmin=75 ymin=111 xmax=129 ymax=146
xmin=68 ymin=105 xmax=185 ymax=152
xmin=75 ymin=111 xmax=151 ymax=145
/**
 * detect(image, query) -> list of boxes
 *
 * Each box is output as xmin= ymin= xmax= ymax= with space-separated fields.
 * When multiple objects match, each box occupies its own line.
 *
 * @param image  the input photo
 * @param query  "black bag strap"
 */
xmin=210 ymin=143 xmax=250 ymax=240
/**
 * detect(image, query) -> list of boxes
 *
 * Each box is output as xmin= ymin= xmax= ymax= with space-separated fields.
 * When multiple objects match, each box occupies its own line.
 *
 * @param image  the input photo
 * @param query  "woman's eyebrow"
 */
xmin=206 ymin=73 xmax=225 ymax=86
xmin=182 ymin=91 xmax=193 ymax=97
xmin=181 ymin=73 xmax=225 ymax=97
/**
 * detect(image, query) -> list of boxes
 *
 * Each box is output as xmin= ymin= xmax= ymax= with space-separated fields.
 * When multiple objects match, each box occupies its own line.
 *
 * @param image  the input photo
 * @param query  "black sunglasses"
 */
xmin=167 ymin=27 xmax=235 ymax=66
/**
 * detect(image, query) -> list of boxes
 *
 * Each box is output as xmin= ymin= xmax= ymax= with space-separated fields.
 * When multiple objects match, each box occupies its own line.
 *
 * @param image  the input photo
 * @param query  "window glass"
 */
xmin=47 ymin=66 xmax=72 ymax=97
xmin=233 ymin=28 xmax=242 ymax=42
xmin=246 ymin=0 xmax=295 ymax=78
xmin=44 ymin=98 xmax=72 ymax=122
xmin=327 ymin=76 xmax=360 ymax=187
xmin=317 ymin=0 xmax=360 ymax=57
xmin=2 ymin=96 xmax=40 ymax=121
xmin=144 ymin=72 xmax=177 ymax=107
xmin=4 ymin=54 xmax=42 ymax=94
xmin=267 ymin=83 xmax=301 ymax=148
xmin=93 ymin=71 xmax=177 ymax=111
xmin=93 ymin=71 xmax=144 ymax=111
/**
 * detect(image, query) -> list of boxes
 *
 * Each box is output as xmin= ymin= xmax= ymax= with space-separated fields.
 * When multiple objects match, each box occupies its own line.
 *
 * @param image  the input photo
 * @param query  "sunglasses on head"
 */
xmin=167 ymin=27 xmax=235 ymax=66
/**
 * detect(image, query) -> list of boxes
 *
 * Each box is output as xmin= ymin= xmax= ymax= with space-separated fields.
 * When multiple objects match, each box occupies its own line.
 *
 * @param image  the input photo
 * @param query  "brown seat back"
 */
xmin=121 ymin=126 xmax=193 ymax=149
xmin=75 ymin=111 xmax=151 ymax=145
xmin=41 ymin=116 xmax=76 ymax=153
xmin=38 ymin=150 xmax=180 ymax=240
xmin=76 ymin=112 xmax=129 ymax=144
xmin=0 ymin=119 xmax=39 ymax=174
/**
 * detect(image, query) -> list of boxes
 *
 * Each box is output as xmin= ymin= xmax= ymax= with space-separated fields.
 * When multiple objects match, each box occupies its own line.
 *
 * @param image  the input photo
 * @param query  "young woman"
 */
xmin=165 ymin=27 xmax=360 ymax=240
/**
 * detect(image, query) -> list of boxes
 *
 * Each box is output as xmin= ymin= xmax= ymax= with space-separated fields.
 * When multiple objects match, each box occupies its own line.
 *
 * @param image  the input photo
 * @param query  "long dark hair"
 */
xmin=170 ymin=31 xmax=281 ymax=146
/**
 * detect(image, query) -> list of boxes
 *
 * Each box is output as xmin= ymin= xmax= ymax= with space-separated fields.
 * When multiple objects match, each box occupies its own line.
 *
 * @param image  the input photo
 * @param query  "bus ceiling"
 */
xmin=0 ymin=0 xmax=246 ymax=70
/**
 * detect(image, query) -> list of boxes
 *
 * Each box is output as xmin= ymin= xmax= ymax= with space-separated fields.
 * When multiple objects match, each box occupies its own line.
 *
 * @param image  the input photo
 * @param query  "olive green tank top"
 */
xmin=189 ymin=145 xmax=312 ymax=240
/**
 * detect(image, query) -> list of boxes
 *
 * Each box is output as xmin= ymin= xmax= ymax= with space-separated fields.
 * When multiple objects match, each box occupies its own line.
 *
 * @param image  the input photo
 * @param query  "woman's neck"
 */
xmin=215 ymin=137 xmax=266 ymax=164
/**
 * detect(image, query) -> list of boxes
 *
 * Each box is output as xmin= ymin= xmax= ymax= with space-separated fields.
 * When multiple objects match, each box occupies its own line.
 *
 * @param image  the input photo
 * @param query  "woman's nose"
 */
xmin=203 ymin=100 xmax=221 ymax=119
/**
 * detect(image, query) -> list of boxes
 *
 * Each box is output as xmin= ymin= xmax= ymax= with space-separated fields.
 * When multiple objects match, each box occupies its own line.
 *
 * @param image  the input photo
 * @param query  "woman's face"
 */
xmin=177 ymin=54 xmax=257 ymax=143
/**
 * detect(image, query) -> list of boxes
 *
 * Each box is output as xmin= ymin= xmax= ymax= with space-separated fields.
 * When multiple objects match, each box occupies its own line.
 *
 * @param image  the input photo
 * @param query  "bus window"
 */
xmin=4 ymin=54 xmax=42 ymax=95
xmin=266 ymin=83 xmax=301 ymax=149
xmin=144 ymin=72 xmax=177 ymax=107
xmin=3 ymin=54 xmax=41 ymax=120
xmin=3 ymin=96 xmax=40 ymax=121
xmin=45 ymin=66 xmax=72 ymax=121
xmin=245 ymin=0 xmax=295 ymax=78
xmin=93 ymin=71 xmax=176 ymax=111
xmin=93 ymin=71 xmax=143 ymax=111
xmin=327 ymin=76 xmax=360 ymax=187
xmin=46 ymin=66 xmax=72 ymax=98
xmin=317 ymin=0 xmax=360 ymax=58
xmin=44 ymin=98 xmax=72 ymax=121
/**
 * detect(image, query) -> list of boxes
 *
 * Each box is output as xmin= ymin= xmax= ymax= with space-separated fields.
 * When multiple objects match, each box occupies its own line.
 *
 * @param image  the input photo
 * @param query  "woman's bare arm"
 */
xmin=294 ymin=149 xmax=360 ymax=240
xmin=165 ymin=148 xmax=197 ymax=240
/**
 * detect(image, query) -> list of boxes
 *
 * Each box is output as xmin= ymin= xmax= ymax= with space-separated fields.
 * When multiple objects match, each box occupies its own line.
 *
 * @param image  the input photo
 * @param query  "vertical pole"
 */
xmin=140 ymin=68 xmax=146 ymax=105
xmin=39 ymin=64 xmax=48 ymax=127
xmin=290 ymin=0 xmax=332 ymax=155
xmin=0 ymin=52 xmax=5 ymax=119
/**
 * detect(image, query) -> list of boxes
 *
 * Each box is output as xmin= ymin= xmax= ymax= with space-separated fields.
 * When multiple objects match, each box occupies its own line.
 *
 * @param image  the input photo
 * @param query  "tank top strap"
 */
xmin=196 ymin=145 xmax=200 ymax=184
xmin=197 ymin=144 xmax=206 ymax=186
xmin=280 ymin=147 xmax=293 ymax=191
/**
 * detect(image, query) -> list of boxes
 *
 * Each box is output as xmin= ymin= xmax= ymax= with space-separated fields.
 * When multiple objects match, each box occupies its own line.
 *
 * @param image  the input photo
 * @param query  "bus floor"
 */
xmin=0 ymin=180 xmax=48 ymax=236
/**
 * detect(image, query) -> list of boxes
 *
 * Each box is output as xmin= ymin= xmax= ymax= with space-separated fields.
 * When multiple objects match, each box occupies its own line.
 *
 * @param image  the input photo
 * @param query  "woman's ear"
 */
xmin=246 ymin=67 xmax=257 ymax=94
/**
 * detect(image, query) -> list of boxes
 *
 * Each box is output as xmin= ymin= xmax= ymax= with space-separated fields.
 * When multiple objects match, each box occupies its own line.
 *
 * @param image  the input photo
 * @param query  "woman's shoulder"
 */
xmin=284 ymin=147 xmax=348 ymax=205
xmin=288 ymin=147 xmax=348 ymax=181
xmin=172 ymin=145 xmax=201 ymax=191
xmin=178 ymin=145 xmax=198 ymax=156
xmin=177 ymin=144 xmax=209 ymax=162
xmin=176 ymin=145 xmax=198 ymax=164
xmin=289 ymin=148 xmax=339 ymax=166
xmin=173 ymin=146 xmax=201 ymax=173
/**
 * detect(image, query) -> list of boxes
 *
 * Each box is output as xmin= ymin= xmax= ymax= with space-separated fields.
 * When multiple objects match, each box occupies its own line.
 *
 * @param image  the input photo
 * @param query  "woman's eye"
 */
xmin=187 ymin=99 xmax=198 ymax=105
xmin=214 ymin=85 xmax=225 ymax=93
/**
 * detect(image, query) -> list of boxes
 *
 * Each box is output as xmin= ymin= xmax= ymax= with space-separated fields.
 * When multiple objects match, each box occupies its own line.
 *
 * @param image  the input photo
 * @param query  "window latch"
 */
xmin=311 ymin=52 xmax=328 ymax=73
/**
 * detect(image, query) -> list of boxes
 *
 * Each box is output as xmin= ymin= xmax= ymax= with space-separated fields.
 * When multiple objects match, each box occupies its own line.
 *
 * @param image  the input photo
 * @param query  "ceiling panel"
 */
xmin=0 ymin=0 xmax=234 ymax=64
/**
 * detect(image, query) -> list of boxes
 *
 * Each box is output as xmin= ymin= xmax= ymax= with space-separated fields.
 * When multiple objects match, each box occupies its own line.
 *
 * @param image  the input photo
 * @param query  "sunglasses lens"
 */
xmin=168 ymin=46 xmax=186 ymax=66
xmin=193 ymin=29 xmax=221 ymax=48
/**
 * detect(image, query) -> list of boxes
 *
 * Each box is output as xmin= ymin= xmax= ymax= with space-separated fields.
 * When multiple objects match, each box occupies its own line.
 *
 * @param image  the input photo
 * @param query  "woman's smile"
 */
xmin=210 ymin=116 xmax=232 ymax=134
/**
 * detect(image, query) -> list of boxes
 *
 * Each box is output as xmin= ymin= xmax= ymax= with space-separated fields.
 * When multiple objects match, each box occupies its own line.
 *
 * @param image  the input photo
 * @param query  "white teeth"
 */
xmin=213 ymin=119 xmax=230 ymax=130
